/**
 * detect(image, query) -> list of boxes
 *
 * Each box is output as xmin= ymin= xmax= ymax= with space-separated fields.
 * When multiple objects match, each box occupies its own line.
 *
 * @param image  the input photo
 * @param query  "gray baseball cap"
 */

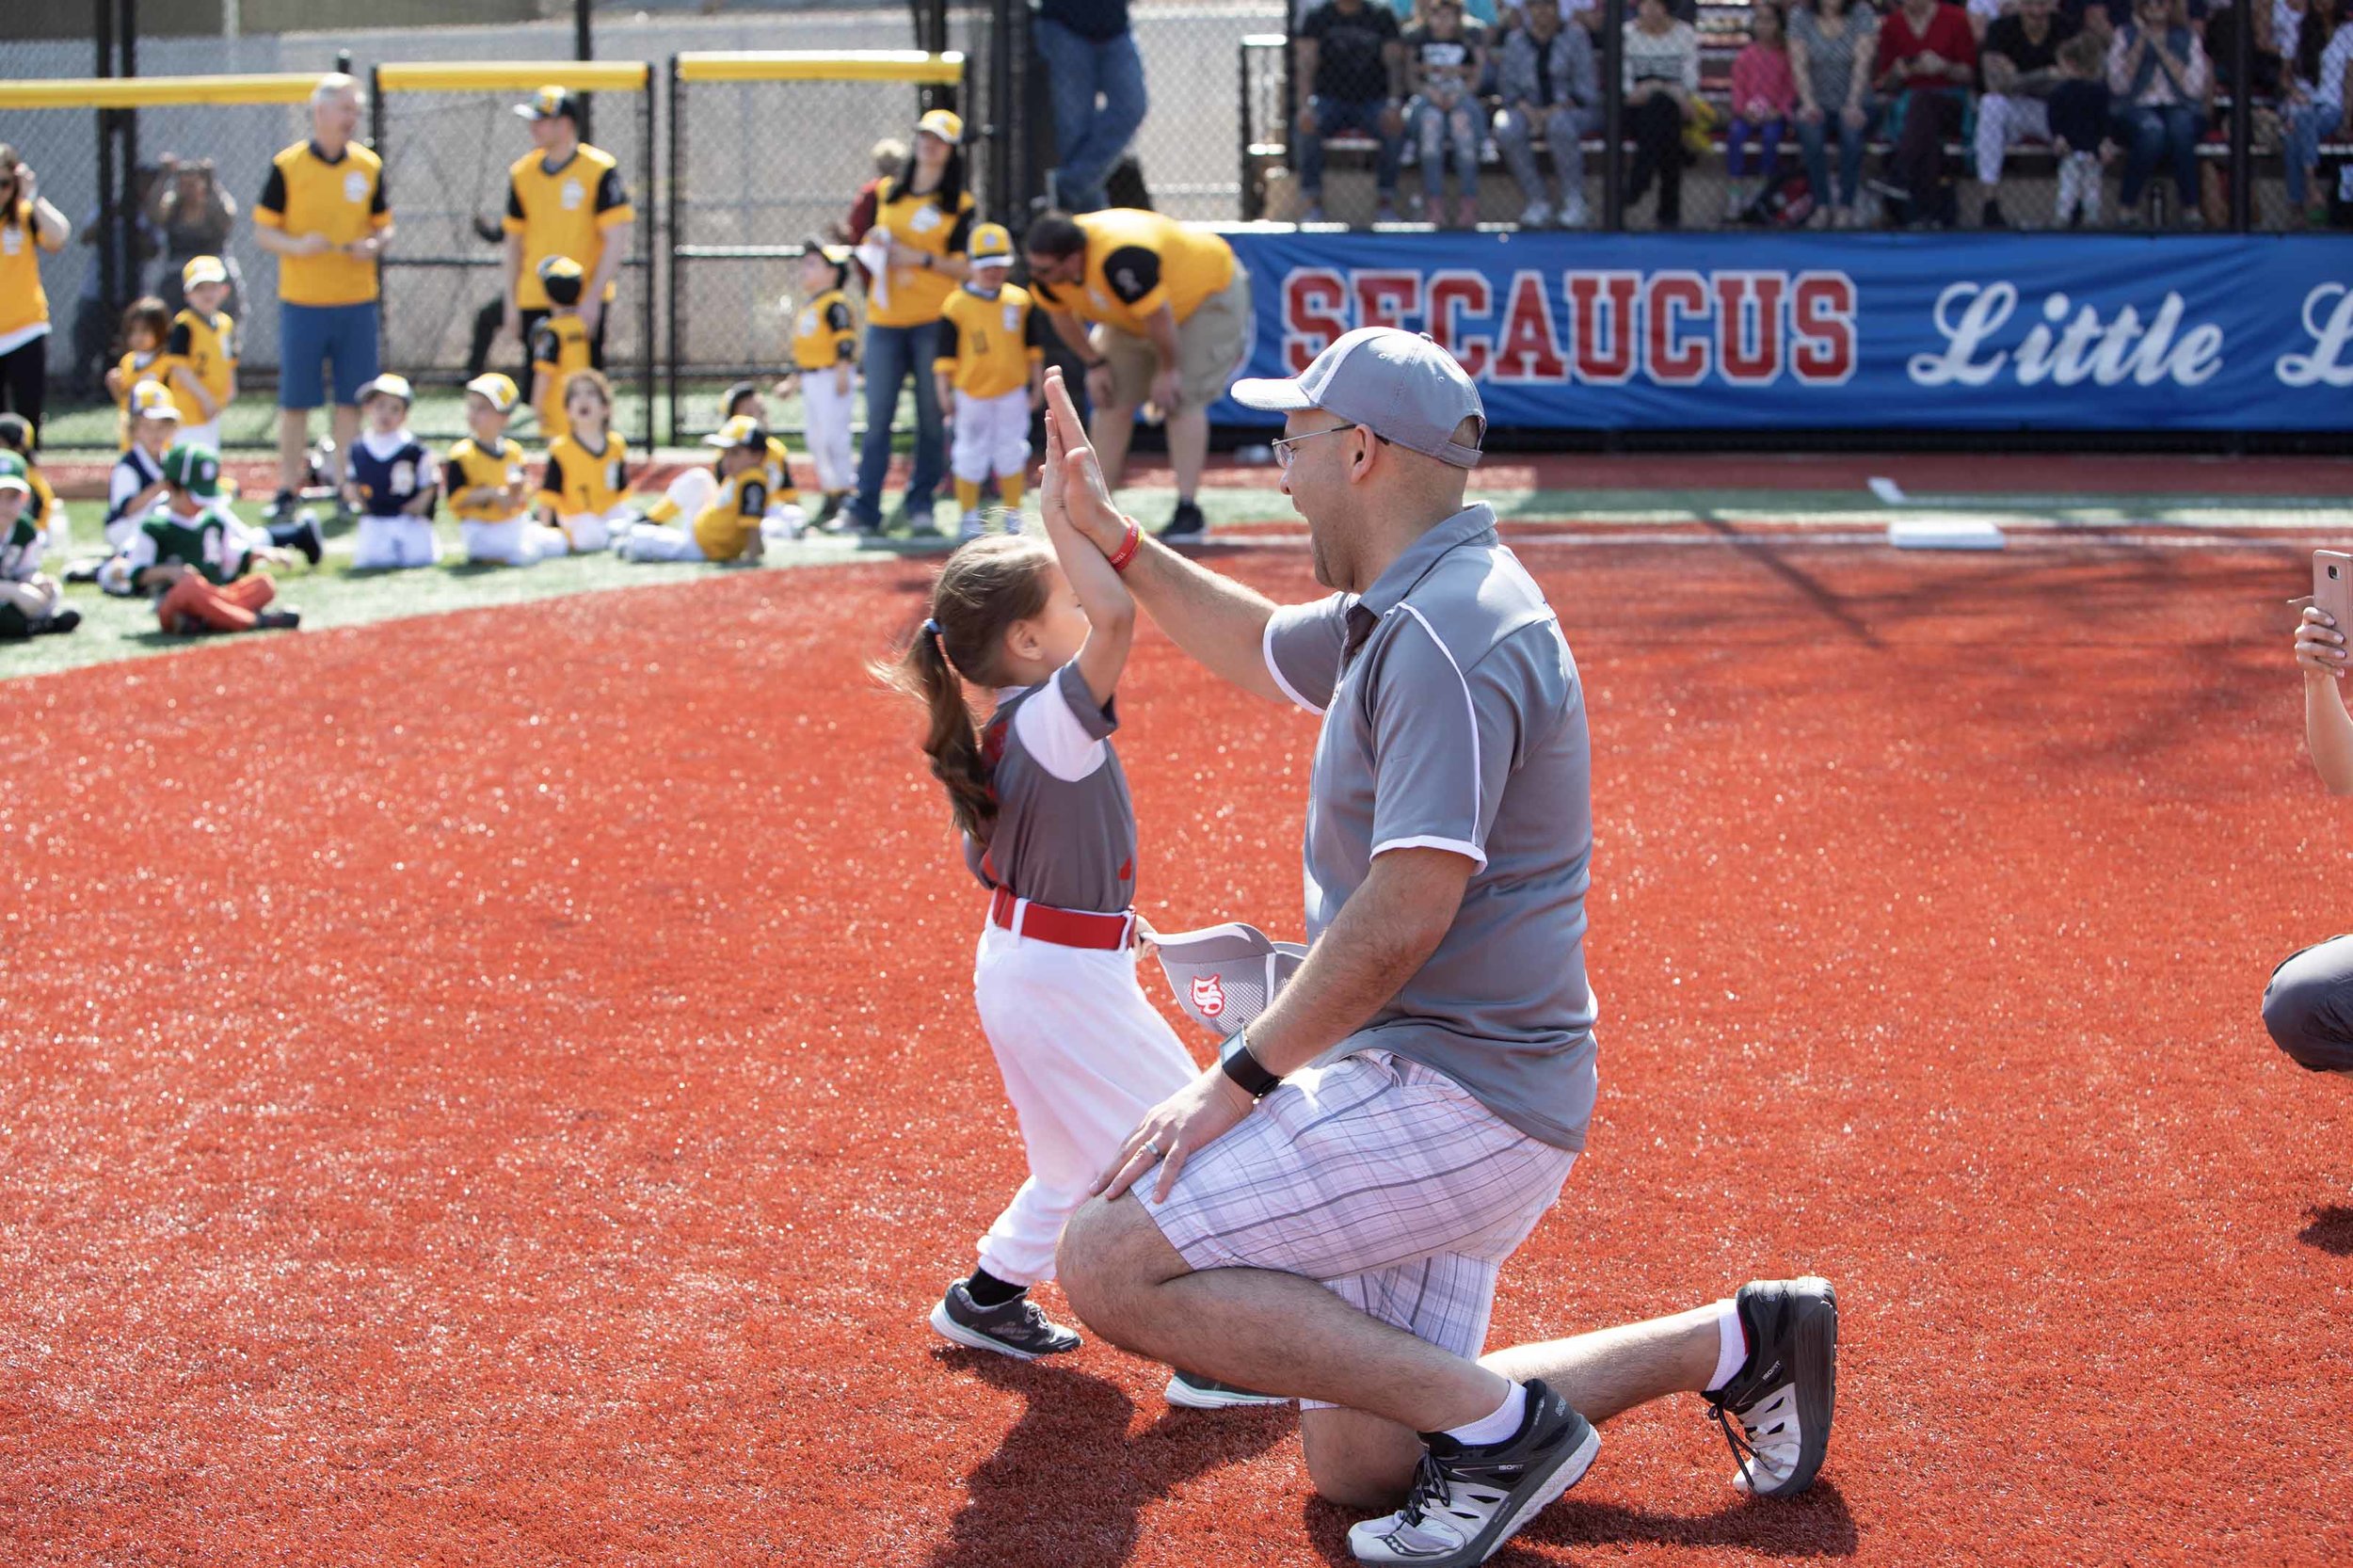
xmin=1230 ymin=326 xmax=1485 ymax=470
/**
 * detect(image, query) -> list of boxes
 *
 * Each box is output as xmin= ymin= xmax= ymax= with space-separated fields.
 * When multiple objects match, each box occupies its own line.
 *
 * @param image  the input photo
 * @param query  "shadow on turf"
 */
xmin=2297 ymin=1205 xmax=2353 ymax=1256
xmin=1302 ymin=1477 xmax=1860 ymax=1563
xmin=924 ymin=1351 xmax=1291 ymax=1568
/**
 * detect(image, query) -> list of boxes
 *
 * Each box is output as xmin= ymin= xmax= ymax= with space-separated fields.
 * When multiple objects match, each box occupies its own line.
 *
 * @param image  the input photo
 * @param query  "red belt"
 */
xmin=989 ymin=888 xmax=1136 ymax=951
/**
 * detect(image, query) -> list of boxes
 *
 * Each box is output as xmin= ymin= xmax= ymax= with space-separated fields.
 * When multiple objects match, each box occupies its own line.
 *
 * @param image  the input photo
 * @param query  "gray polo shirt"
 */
xmin=961 ymin=659 xmax=1139 ymax=915
xmin=1263 ymin=503 xmax=1598 ymax=1151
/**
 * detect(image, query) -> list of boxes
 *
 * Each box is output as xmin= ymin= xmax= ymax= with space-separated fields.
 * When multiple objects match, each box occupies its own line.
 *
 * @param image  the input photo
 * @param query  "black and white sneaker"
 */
xmin=1704 ymin=1276 xmax=1837 ymax=1497
xmin=1164 ymin=1369 xmax=1289 ymax=1409
xmin=1348 ymin=1379 xmax=1600 ymax=1567
xmin=927 ymin=1281 xmax=1081 ymax=1360
xmin=1160 ymin=500 xmax=1206 ymax=541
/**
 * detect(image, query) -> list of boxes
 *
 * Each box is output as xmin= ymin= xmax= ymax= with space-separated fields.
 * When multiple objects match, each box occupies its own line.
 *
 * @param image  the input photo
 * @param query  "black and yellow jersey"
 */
xmin=504 ymin=147 xmax=632 ymax=309
xmin=792 ymin=289 xmax=858 ymax=370
xmin=936 ymin=282 xmax=1045 ymax=400
xmin=445 ymin=435 xmax=527 ymax=522
xmin=254 ymin=139 xmax=389 ymax=306
xmin=528 ymin=312 xmax=595 ymax=440
xmin=646 ymin=454 xmax=785 ymax=561
xmin=536 ymin=431 xmax=632 ymax=517
xmin=164 ymin=308 xmax=237 ymax=424
xmin=0 ymin=200 xmax=61 ymax=340
xmin=866 ymin=181 xmax=975 ymax=328
xmin=1028 ymin=210 xmax=1238 ymax=336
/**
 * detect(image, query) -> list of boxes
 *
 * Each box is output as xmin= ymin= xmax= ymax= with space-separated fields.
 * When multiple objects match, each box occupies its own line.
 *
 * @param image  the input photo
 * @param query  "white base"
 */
xmin=1888 ymin=520 xmax=2006 ymax=552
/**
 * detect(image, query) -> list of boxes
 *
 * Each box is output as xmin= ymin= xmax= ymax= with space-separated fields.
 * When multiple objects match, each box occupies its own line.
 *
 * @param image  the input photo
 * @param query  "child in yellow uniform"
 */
xmin=779 ymin=240 xmax=859 ymax=525
xmin=104 ymin=297 xmax=170 ymax=452
xmin=617 ymin=415 xmax=780 ymax=565
xmin=935 ymin=223 xmax=1045 ymax=540
xmin=526 ymin=255 xmax=595 ymax=441
xmin=165 ymin=256 xmax=237 ymax=452
xmin=0 ymin=413 xmax=62 ymax=557
xmin=447 ymin=374 xmax=566 ymax=566
xmin=535 ymin=369 xmax=635 ymax=552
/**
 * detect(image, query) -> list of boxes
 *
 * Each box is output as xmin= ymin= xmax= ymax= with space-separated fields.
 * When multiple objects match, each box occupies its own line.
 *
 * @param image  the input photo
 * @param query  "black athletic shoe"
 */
xmin=35 ymin=607 xmax=82 ymax=635
xmin=1348 ymin=1379 xmax=1600 ymax=1566
xmin=1704 ymin=1276 xmax=1838 ymax=1497
xmin=1160 ymin=500 xmax=1206 ymax=541
xmin=270 ymin=513 xmax=326 ymax=567
xmin=927 ymin=1281 xmax=1081 ymax=1360
xmin=1981 ymin=199 xmax=2009 ymax=229
xmin=813 ymin=492 xmax=845 ymax=528
xmin=1164 ymin=1369 xmax=1289 ymax=1409
xmin=253 ymin=608 xmax=301 ymax=632
xmin=264 ymin=488 xmax=298 ymax=523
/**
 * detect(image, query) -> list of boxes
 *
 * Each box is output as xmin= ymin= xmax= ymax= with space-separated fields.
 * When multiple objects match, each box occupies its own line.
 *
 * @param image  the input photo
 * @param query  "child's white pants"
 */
xmin=801 ymin=372 xmax=857 ymax=493
xmin=352 ymin=514 xmax=440 ymax=569
xmin=951 ymin=388 xmax=1032 ymax=484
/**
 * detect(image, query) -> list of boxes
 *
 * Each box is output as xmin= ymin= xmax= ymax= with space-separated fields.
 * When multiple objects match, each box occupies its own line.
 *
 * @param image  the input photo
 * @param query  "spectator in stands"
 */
xmin=843 ymin=110 xmax=974 ymax=536
xmin=1726 ymin=3 xmax=1802 ymax=220
xmin=2282 ymin=0 xmax=2351 ymax=224
xmin=2049 ymin=30 xmax=2120 ymax=223
xmin=502 ymin=88 xmax=634 ymax=381
xmin=0 ymin=147 xmax=70 ymax=441
xmin=1022 ymin=209 xmax=1249 ymax=539
xmin=2108 ymin=0 xmax=2212 ymax=226
xmin=150 ymin=155 xmax=240 ymax=319
xmin=1296 ymin=0 xmax=1412 ymax=224
xmin=1623 ymin=0 xmax=1703 ymax=228
xmin=1873 ymin=0 xmax=1979 ymax=226
xmin=1496 ymin=0 xmax=1605 ymax=226
xmin=1405 ymin=0 xmax=1494 ymax=227
xmin=1975 ymin=0 xmax=2081 ymax=226
xmin=1792 ymin=0 xmax=1882 ymax=226
xmin=254 ymin=74 xmax=392 ymax=520
xmin=1035 ymin=0 xmax=1150 ymax=214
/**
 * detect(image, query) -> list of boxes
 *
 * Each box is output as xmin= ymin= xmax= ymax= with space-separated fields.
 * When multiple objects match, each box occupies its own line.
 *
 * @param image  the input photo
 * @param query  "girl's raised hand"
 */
xmin=1042 ymin=367 xmax=1126 ymax=556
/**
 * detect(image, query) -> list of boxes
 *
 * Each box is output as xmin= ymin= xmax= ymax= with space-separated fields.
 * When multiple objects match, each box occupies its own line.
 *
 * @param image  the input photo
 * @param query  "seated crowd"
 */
xmin=1289 ymin=0 xmax=2353 ymax=228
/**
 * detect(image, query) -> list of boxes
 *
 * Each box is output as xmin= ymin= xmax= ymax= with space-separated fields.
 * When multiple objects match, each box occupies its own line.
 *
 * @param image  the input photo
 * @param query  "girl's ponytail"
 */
xmin=902 ymin=618 xmax=997 ymax=841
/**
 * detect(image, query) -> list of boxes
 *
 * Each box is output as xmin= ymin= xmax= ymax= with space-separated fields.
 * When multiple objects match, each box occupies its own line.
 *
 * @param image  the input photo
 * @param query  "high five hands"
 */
xmin=1040 ymin=366 xmax=1128 ymax=557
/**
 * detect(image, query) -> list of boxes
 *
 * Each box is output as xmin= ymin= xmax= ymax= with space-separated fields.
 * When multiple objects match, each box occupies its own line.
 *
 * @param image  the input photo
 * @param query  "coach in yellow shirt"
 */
xmin=1022 ymin=208 xmax=1250 ymax=540
xmin=501 ymin=88 xmax=634 ymax=384
xmin=0 ymin=147 xmax=71 ymax=442
xmin=252 ymin=73 xmax=392 ymax=518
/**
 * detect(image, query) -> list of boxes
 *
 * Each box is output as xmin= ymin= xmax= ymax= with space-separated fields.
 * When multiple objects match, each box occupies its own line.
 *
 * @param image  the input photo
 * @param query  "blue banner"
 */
xmin=1208 ymin=232 xmax=2353 ymax=430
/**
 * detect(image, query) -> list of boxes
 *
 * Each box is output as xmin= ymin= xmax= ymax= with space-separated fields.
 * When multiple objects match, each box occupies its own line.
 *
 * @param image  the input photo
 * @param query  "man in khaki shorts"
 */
xmin=1042 ymin=329 xmax=1840 ymax=1568
xmin=1022 ymin=209 xmax=1251 ymax=541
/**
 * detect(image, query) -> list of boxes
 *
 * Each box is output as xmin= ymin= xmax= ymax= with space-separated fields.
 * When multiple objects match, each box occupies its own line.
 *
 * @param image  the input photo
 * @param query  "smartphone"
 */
xmin=2315 ymin=551 xmax=2353 ymax=629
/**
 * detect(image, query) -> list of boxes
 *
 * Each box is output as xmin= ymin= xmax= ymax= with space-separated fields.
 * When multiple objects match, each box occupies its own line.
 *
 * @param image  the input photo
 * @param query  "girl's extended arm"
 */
xmin=1038 ymin=366 xmax=1134 ymax=710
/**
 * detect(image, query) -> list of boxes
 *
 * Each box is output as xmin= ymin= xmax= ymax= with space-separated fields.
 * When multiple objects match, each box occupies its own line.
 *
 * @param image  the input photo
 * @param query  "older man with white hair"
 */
xmin=253 ymin=72 xmax=392 ymax=518
xmin=1037 ymin=329 xmax=1841 ymax=1567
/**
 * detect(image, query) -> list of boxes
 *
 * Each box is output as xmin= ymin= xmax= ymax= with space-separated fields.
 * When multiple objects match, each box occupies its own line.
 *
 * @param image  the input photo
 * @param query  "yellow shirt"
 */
xmin=528 ymin=312 xmax=595 ymax=440
xmin=0 ymin=201 xmax=59 ymax=340
xmin=1028 ymin=210 xmax=1237 ymax=337
xmin=446 ymin=435 xmax=527 ymax=522
xmin=164 ymin=308 xmax=237 ymax=424
xmin=644 ymin=454 xmax=785 ymax=560
xmin=254 ymin=140 xmax=390 ymax=307
xmin=114 ymin=349 xmax=161 ymax=451
xmin=536 ymin=430 xmax=632 ymax=517
xmin=503 ymin=146 xmax=632 ymax=310
xmin=19 ymin=461 xmax=56 ymax=536
xmin=792 ymin=288 xmax=858 ymax=370
xmin=936 ymin=282 xmax=1044 ymax=400
xmin=866 ymin=182 xmax=975 ymax=329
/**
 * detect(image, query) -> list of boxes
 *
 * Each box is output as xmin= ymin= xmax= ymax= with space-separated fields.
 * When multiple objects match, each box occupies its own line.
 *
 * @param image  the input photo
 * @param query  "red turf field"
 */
xmin=4 ymin=536 xmax=2348 ymax=1566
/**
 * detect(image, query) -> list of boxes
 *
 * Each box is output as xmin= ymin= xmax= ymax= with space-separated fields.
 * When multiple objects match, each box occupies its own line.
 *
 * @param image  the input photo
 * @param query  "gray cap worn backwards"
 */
xmin=1230 ymin=326 xmax=1486 ymax=470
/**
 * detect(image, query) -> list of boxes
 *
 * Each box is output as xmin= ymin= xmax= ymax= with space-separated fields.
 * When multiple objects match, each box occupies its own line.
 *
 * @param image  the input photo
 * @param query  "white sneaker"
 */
xmin=1557 ymin=193 xmax=1588 ymax=229
xmin=1348 ymin=1381 xmax=1600 ymax=1567
xmin=957 ymin=510 xmax=987 ymax=540
xmin=1515 ymin=200 xmax=1553 ymax=229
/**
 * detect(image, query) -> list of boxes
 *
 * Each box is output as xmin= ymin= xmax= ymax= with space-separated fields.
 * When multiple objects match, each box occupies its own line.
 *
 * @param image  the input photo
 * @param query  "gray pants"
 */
xmin=1494 ymin=104 xmax=1601 ymax=207
xmin=2262 ymin=936 xmax=2353 ymax=1073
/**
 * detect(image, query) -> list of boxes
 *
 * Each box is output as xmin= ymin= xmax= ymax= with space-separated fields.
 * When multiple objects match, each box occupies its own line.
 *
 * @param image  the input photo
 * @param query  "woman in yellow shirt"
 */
xmin=841 ymin=109 xmax=974 ymax=536
xmin=0 ymin=148 xmax=72 ymax=441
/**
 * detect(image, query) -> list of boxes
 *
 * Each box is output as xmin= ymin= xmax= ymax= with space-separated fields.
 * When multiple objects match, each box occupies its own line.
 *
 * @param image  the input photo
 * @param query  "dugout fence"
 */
xmin=665 ymin=50 xmax=964 ymax=447
xmin=369 ymin=60 xmax=656 ymax=452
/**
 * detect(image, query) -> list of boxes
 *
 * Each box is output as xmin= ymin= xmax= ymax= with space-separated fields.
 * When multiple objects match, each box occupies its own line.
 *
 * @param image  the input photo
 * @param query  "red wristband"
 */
xmin=1106 ymin=518 xmax=1143 ymax=574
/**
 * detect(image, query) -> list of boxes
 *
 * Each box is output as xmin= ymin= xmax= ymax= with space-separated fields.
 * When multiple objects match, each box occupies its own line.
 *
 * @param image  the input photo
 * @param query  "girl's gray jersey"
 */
xmin=962 ymin=659 xmax=1139 ymax=915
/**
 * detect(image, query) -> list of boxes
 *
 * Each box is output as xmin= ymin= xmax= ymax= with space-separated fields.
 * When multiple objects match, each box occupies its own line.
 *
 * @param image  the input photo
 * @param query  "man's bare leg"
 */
xmin=1088 ymin=400 xmax=1138 ymax=493
xmin=1166 ymin=403 xmax=1209 ymax=504
xmin=277 ymin=408 xmax=312 ymax=497
xmin=328 ymin=402 xmax=361 ymax=492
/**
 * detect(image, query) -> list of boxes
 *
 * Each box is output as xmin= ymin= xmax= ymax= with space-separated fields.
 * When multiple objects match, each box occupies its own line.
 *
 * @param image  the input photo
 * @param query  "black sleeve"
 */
xmin=1301 ymin=6 xmax=1329 ymax=43
xmin=530 ymin=323 xmax=557 ymax=366
xmin=165 ymin=321 xmax=194 ymax=355
xmin=1101 ymin=244 xmax=1162 ymax=308
xmin=824 ymin=300 xmax=855 ymax=333
xmin=945 ymin=207 xmax=975 ymax=253
xmin=542 ymin=449 xmax=568 ymax=496
xmin=258 ymin=164 xmax=288 ymax=217
xmin=371 ymin=166 xmax=389 ymax=215
xmin=505 ymin=179 xmax=525 ymax=222
xmin=595 ymin=168 xmax=628 ymax=212
xmin=1024 ymin=304 xmax=1048 ymax=349
xmin=737 ymin=478 xmax=767 ymax=517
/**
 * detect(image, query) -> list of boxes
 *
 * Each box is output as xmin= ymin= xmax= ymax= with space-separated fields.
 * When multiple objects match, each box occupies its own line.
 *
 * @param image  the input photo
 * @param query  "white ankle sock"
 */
xmin=1442 ymin=1381 xmax=1528 ymax=1447
xmin=1704 ymin=1298 xmax=1747 ymax=1393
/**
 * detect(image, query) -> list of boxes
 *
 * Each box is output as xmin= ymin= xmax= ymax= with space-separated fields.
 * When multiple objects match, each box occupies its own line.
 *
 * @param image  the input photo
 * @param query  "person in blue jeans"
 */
xmin=1295 ymin=0 xmax=1409 ymax=224
xmin=1034 ymin=0 xmax=1150 ymax=214
xmin=2106 ymin=0 xmax=2211 ymax=226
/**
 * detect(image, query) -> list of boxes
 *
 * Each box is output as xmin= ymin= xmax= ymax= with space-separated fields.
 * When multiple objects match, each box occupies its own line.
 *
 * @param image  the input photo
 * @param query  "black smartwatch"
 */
xmin=1220 ymin=1030 xmax=1282 ymax=1100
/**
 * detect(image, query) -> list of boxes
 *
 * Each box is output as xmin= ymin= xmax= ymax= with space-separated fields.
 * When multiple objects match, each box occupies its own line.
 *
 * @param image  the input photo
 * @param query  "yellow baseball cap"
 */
xmin=181 ymin=255 xmax=229 ymax=288
xmin=968 ymin=222 xmax=1014 ymax=269
xmin=916 ymin=108 xmax=964 ymax=145
xmin=465 ymin=373 xmax=520 ymax=413
xmin=131 ymin=380 xmax=182 ymax=423
xmin=704 ymin=414 xmax=767 ymax=450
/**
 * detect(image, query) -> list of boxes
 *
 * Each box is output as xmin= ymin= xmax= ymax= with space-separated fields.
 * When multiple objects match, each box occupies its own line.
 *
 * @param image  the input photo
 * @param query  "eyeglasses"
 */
xmin=1272 ymin=422 xmax=1364 ymax=470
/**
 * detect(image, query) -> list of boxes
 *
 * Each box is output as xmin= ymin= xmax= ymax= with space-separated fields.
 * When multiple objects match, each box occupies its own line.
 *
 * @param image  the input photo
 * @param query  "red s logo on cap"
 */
xmin=1191 ymin=975 xmax=1226 ymax=1017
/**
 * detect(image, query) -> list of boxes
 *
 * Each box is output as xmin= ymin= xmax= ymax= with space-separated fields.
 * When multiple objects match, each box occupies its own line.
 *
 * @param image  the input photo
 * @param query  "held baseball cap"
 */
xmin=704 ymin=414 xmax=768 ymax=450
xmin=465 ymin=373 xmax=520 ymax=413
xmin=515 ymin=85 xmax=582 ymax=123
xmin=1230 ymin=327 xmax=1485 ymax=470
xmin=0 ymin=453 xmax=29 ymax=496
xmin=915 ymin=108 xmax=964 ymax=144
xmin=130 ymin=380 xmax=183 ymax=424
xmin=357 ymin=373 xmax=414 ymax=406
xmin=161 ymin=442 xmax=223 ymax=498
xmin=967 ymin=222 xmax=1014 ymax=269
xmin=181 ymin=255 xmax=229 ymax=289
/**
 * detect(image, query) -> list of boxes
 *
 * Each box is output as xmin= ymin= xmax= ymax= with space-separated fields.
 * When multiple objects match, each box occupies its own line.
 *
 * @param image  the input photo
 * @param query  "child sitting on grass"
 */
xmin=0 ymin=413 xmax=63 ymax=558
xmin=345 ymin=374 xmax=441 ymax=570
xmin=99 ymin=443 xmax=301 ymax=634
xmin=0 ymin=453 xmax=78 ymax=641
xmin=535 ymin=369 xmax=635 ymax=554
xmin=616 ymin=415 xmax=782 ymax=565
xmin=447 ymin=374 xmax=565 ymax=566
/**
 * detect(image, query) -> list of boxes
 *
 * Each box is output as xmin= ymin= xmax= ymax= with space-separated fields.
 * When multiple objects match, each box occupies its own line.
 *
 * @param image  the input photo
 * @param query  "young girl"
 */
xmin=778 ymin=241 xmax=858 ymax=527
xmin=104 ymin=296 xmax=171 ymax=452
xmin=1726 ymin=2 xmax=1799 ymax=220
xmin=874 ymin=376 xmax=1278 ymax=1410
xmin=535 ymin=369 xmax=634 ymax=553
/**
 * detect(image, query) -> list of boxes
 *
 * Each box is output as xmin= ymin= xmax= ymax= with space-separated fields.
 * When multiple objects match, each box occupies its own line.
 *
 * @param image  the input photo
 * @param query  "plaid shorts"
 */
xmin=1146 ymin=1048 xmax=1577 ymax=1409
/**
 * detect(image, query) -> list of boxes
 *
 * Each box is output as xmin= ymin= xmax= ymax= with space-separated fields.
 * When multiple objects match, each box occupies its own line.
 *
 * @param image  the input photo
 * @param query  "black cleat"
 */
xmin=253 ymin=608 xmax=301 ymax=632
xmin=1348 ymin=1379 xmax=1600 ymax=1566
xmin=927 ymin=1281 xmax=1080 ymax=1360
xmin=264 ymin=488 xmax=298 ymax=523
xmin=1981 ymin=198 xmax=2009 ymax=229
xmin=1164 ymin=1369 xmax=1289 ymax=1409
xmin=270 ymin=512 xmax=326 ymax=566
xmin=35 ymin=607 xmax=82 ymax=635
xmin=1160 ymin=499 xmax=1207 ymax=540
xmin=1704 ymin=1276 xmax=1838 ymax=1497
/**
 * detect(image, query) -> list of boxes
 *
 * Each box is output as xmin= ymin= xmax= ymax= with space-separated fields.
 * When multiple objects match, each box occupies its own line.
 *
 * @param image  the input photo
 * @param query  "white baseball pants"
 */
xmin=968 ymin=920 xmax=1203 ymax=1286
xmin=800 ymin=372 xmax=857 ymax=494
xmin=555 ymin=504 xmax=634 ymax=553
xmin=462 ymin=518 xmax=566 ymax=566
xmin=1976 ymin=94 xmax=2051 ymax=186
xmin=352 ymin=514 xmax=440 ymax=569
xmin=951 ymin=388 xmax=1032 ymax=484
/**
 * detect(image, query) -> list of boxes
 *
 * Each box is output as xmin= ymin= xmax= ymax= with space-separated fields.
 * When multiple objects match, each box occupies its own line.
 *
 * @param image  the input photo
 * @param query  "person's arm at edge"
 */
xmin=2297 ymin=606 xmax=2353 ymax=793
xmin=1045 ymin=307 xmax=1101 ymax=365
